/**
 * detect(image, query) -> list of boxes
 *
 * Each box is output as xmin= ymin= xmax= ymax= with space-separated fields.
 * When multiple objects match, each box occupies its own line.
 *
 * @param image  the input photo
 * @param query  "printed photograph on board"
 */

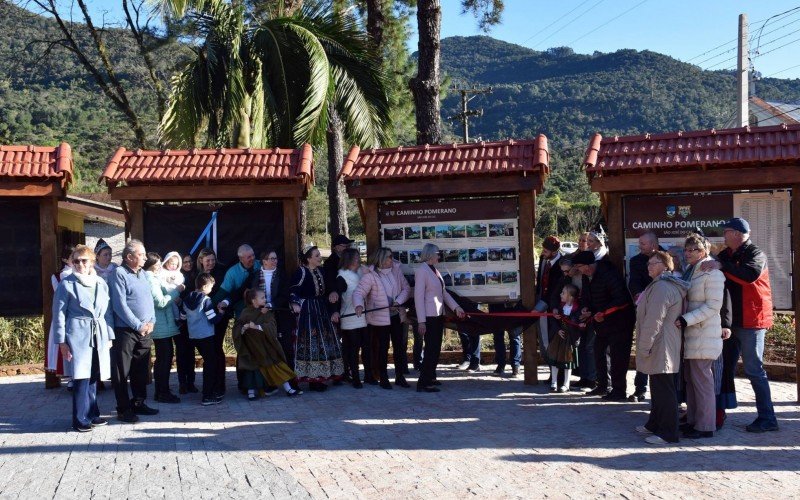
xmin=485 ymin=271 xmax=501 ymax=285
xmin=404 ymin=226 xmax=421 ymax=240
xmin=469 ymin=248 xmax=488 ymax=261
xmin=472 ymin=273 xmax=486 ymax=285
xmin=442 ymin=272 xmax=453 ymax=287
xmin=501 ymin=271 xmax=518 ymax=284
xmin=384 ymin=227 xmax=404 ymax=241
xmin=449 ymin=224 xmax=467 ymax=238
xmin=454 ymin=272 xmax=471 ymax=286
xmin=422 ymin=226 xmax=436 ymax=239
xmin=466 ymin=223 xmax=487 ymax=238
xmin=489 ymin=222 xmax=514 ymax=237
xmin=392 ymin=250 xmax=409 ymax=264
xmin=435 ymin=225 xmax=452 ymax=238
xmin=409 ymin=250 xmax=422 ymax=264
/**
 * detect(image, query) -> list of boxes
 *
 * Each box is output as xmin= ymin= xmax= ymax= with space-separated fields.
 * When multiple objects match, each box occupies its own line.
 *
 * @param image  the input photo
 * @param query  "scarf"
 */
xmin=74 ymin=271 xmax=99 ymax=288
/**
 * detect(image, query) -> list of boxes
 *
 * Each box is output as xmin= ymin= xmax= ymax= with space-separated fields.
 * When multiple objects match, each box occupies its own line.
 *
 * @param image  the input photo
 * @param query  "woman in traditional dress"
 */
xmin=289 ymin=246 xmax=345 ymax=391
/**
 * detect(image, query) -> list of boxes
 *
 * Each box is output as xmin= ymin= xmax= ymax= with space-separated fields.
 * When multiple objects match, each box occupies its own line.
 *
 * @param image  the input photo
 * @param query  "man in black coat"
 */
xmin=572 ymin=250 xmax=635 ymax=401
xmin=627 ymin=231 xmax=665 ymax=402
xmin=535 ymin=236 xmax=565 ymax=365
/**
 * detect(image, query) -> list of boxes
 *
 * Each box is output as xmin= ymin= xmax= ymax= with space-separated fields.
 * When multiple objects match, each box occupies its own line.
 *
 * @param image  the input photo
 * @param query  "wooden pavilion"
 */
xmin=583 ymin=123 xmax=800 ymax=400
xmin=100 ymin=145 xmax=314 ymax=275
xmin=0 ymin=143 xmax=73 ymax=387
xmin=340 ymin=137 xmax=550 ymax=385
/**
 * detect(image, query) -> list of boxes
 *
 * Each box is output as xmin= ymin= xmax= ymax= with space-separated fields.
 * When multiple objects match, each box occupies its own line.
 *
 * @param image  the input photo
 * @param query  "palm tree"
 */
xmin=157 ymin=0 xmax=390 ymax=151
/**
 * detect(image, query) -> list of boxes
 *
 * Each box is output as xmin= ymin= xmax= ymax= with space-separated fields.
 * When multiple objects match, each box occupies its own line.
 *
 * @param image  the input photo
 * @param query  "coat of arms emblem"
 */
xmin=666 ymin=205 xmax=676 ymax=218
xmin=678 ymin=205 xmax=691 ymax=218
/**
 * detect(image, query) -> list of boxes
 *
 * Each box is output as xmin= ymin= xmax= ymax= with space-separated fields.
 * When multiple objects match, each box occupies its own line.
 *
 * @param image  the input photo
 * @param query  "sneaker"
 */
xmin=154 ymin=393 xmax=181 ymax=404
xmin=466 ymin=364 xmax=481 ymax=372
xmin=456 ymin=361 xmax=471 ymax=370
xmin=558 ymin=386 xmax=569 ymax=393
xmin=132 ymin=402 xmax=159 ymax=415
xmin=644 ymin=435 xmax=675 ymax=445
xmin=73 ymin=423 xmax=92 ymax=433
xmin=117 ymin=410 xmax=139 ymax=423
xmin=549 ymin=385 xmax=557 ymax=393
xmin=90 ymin=418 xmax=108 ymax=427
xmin=201 ymin=397 xmax=218 ymax=406
xmin=635 ymin=425 xmax=653 ymax=435
xmin=745 ymin=419 xmax=779 ymax=433
xmin=286 ymin=389 xmax=303 ymax=397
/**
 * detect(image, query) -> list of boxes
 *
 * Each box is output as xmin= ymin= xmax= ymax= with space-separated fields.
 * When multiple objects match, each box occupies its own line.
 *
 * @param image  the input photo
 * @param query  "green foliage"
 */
xmin=0 ymin=316 xmax=44 ymax=365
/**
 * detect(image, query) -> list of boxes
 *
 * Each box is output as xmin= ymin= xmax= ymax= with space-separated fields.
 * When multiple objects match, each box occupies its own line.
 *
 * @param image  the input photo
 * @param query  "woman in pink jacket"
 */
xmin=414 ymin=244 xmax=465 ymax=392
xmin=354 ymin=247 xmax=412 ymax=389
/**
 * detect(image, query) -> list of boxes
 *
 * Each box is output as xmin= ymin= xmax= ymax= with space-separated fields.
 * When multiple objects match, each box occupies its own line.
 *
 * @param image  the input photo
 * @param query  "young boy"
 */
xmin=181 ymin=273 xmax=225 ymax=405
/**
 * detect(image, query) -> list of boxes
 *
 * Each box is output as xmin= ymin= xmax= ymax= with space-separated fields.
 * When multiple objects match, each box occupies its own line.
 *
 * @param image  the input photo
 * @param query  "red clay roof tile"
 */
xmin=0 ymin=143 xmax=73 ymax=186
xmin=100 ymin=144 xmax=314 ymax=187
xmin=584 ymin=124 xmax=800 ymax=177
xmin=339 ymin=136 xmax=549 ymax=181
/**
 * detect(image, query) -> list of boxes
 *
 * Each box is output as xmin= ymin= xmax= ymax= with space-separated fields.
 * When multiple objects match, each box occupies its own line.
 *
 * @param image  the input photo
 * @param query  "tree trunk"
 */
xmin=409 ymin=0 xmax=442 ymax=145
xmin=326 ymin=107 xmax=348 ymax=237
xmin=366 ymin=0 xmax=386 ymax=49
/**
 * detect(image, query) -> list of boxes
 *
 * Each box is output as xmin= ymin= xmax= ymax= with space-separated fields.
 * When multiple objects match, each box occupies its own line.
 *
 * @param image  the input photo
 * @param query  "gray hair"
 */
xmin=420 ymin=243 xmax=440 ymax=262
xmin=369 ymin=247 xmax=394 ymax=268
xmin=640 ymin=231 xmax=658 ymax=244
xmin=122 ymin=239 xmax=144 ymax=260
xmin=237 ymin=244 xmax=254 ymax=257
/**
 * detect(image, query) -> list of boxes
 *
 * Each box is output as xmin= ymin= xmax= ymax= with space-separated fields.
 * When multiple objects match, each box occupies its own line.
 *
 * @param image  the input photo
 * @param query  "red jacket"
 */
xmin=716 ymin=240 xmax=773 ymax=329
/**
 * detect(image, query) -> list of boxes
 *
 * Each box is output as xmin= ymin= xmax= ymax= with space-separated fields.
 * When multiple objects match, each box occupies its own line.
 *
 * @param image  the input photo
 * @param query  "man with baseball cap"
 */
xmin=700 ymin=217 xmax=778 ymax=433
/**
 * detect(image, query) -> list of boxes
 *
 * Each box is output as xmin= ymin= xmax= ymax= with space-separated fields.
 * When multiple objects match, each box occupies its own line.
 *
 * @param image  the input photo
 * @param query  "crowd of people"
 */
xmin=49 ymin=217 xmax=780 ymax=442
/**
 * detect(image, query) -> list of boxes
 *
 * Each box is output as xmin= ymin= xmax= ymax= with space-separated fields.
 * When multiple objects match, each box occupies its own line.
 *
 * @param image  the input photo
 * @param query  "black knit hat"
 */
xmin=571 ymin=250 xmax=596 ymax=265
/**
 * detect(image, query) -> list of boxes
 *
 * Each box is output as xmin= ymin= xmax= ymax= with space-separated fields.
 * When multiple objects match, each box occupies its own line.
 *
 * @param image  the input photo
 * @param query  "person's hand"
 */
xmin=455 ymin=307 xmax=466 ymax=319
xmin=331 ymin=312 xmax=340 ymax=323
xmin=579 ymin=323 xmax=586 ymax=329
xmin=178 ymin=284 xmax=186 ymax=292
xmin=579 ymin=307 xmax=591 ymax=321
xmin=558 ymin=330 xmax=566 ymax=339
xmin=260 ymin=306 xmax=270 ymax=314
xmin=355 ymin=305 xmax=364 ymax=317
xmin=721 ymin=328 xmax=732 ymax=339
xmin=593 ymin=312 xmax=605 ymax=323
xmin=218 ymin=303 xmax=227 ymax=313
xmin=553 ymin=310 xmax=561 ymax=320
xmin=138 ymin=323 xmax=150 ymax=336
xmin=674 ymin=320 xmax=682 ymax=328
xmin=328 ymin=291 xmax=339 ymax=304
xmin=700 ymin=260 xmax=721 ymax=272
xmin=291 ymin=303 xmax=301 ymax=314
xmin=59 ymin=343 xmax=73 ymax=362
xmin=147 ymin=322 xmax=155 ymax=334
xmin=418 ymin=322 xmax=427 ymax=335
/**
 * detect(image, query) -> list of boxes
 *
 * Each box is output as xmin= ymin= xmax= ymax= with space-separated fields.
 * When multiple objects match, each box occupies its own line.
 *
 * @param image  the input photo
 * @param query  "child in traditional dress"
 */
xmin=233 ymin=289 xmax=302 ymax=400
xmin=161 ymin=251 xmax=186 ymax=324
xmin=548 ymin=283 xmax=584 ymax=393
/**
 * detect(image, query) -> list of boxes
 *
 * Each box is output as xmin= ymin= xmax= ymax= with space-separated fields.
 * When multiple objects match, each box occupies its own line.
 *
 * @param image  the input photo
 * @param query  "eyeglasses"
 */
xmin=264 ymin=257 xmax=278 ymax=261
xmin=684 ymin=248 xmax=702 ymax=253
xmin=646 ymin=261 xmax=664 ymax=267
xmin=72 ymin=258 xmax=90 ymax=265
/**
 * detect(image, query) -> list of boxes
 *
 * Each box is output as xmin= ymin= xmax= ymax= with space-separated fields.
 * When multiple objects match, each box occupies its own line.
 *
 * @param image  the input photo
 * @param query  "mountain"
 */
xmin=438 ymin=36 xmax=800 ymax=206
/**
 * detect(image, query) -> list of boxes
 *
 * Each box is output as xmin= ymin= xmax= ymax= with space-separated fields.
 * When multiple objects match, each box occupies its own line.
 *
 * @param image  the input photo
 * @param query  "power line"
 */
xmin=759 ymin=62 xmax=800 ymax=78
xmin=531 ymin=0 xmax=606 ymax=50
xmin=752 ymin=34 xmax=800 ymax=59
xmin=705 ymin=28 xmax=800 ymax=70
xmin=753 ymin=5 xmax=800 ymax=52
xmin=564 ymin=0 xmax=649 ymax=47
xmin=519 ymin=0 xmax=593 ymax=48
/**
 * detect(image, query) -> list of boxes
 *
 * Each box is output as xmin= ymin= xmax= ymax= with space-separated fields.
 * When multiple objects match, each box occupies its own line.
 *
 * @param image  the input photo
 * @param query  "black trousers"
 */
xmin=418 ymin=315 xmax=444 ymax=388
xmin=194 ymin=336 xmax=218 ymax=399
xmin=213 ymin=318 xmax=229 ymax=395
xmin=371 ymin=315 xmax=408 ymax=383
xmin=153 ymin=337 xmax=176 ymax=396
xmin=645 ymin=373 xmax=679 ymax=442
xmin=174 ymin=324 xmax=196 ymax=386
xmin=411 ymin=323 xmax=423 ymax=369
xmin=72 ymin=347 xmax=100 ymax=427
xmin=594 ymin=332 xmax=632 ymax=394
xmin=343 ymin=327 xmax=370 ymax=383
xmin=110 ymin=327 xmax=152 ymax=413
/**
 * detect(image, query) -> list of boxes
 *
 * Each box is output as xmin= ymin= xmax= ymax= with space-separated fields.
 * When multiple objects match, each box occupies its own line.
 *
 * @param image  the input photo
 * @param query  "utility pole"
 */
xmin=449 ymin=85 xmax=492 ymax=143
xmin=737 ymin=13 xmax=749 ymax=127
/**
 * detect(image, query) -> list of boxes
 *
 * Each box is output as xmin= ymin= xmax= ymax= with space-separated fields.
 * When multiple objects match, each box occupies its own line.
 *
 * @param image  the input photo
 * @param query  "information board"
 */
xmin=379 ymin=198 xmax=519 ymax=302
xmin=623 ymin=191 xmax=791 ymax=309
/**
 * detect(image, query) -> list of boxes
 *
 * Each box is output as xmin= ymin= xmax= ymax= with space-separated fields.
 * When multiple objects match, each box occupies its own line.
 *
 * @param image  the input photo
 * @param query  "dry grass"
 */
xmin=0 ymin=316 xmax=44 ymax=365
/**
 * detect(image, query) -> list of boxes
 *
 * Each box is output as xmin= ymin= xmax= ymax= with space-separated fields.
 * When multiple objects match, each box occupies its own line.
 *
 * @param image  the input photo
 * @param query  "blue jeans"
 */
xmin=494 ymin=326 xmax=522 ymax=369
xmin=458 ymin=331 xmax=481 ymax=366
xmin=733 ymin=328 xmax=776 ymax=424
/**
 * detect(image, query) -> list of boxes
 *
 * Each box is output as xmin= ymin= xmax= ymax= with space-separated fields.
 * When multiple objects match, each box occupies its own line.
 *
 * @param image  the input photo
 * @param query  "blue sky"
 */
xmin=433 ymin=0 xmax=800 ymax=79
xmin=74 ymin=0 xmax=800 ymax=79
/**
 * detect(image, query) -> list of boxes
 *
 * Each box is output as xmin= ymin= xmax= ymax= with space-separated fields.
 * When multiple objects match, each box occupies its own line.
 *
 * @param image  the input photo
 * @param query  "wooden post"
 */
xmin=792 ymin=185 xmax=800 ymax=402
xmin=127 ymin=200 xmax=145 ymax=242
xmin=363 ymin=199 xmax=380 ymax=258
xmin=605 ymin=192 xmax=625 ymax=272
xmin=518 ymin=191 xmax=539 ymax=385
xmin=40 ymin=197 xmax=60 ymax=389
xmin=282 ymin=198 xmax=300 ymax=276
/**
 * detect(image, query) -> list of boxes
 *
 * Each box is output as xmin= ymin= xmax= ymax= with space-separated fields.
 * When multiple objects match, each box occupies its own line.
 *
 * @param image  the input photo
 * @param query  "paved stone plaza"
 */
xmin=1 ymin=366 xmax=798 ymax=499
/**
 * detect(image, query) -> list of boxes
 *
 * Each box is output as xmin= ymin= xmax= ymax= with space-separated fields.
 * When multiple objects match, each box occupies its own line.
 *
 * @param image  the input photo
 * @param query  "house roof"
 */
xmin=0 ymin=143 xmax=73 ymax=187
xmin=340 ymin=136 xmax=549 ymax=181
xmin=100 ymin=144 xmax=314 ymax=188
xmin=583 ymin=123 xmax=800 ymax=178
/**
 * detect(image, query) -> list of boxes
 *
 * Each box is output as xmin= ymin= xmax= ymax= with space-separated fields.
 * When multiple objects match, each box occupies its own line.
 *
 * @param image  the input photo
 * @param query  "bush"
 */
xmin=0 ymin=316 xmax=44 ymax=365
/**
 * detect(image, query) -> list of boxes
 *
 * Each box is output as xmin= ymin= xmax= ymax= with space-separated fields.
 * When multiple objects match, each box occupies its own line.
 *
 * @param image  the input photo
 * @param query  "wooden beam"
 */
xmin=346 ymin=176 xmax=541 ymax=199
xmin=363 ymin=199 xmax=380 ymax=259
xmin=40 ymin=197 xmax=59 ymax=388
xmin=108 ymin=183 xmax=305 ymax=201
xmin=518 ymin=191 xmax=539 ymax=385
xmin=282 ymin=198 xmax=300 ymax=276
xmin=128 ymin=200 xmax=145 ymax=242
xmin=0 ymin=182 xmax=63 ymax=197
xmin=605 ymin=192 xmax=625 ymax=272
xmin=793 ymin=185 xmax=800 ymax=402
xmin=591 ymin=166 xmax=800 ymax=193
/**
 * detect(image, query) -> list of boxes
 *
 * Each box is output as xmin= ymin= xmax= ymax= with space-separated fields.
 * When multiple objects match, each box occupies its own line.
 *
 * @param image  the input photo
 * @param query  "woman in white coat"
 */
xmin=676 ymin=233 xmax=725 ymax=439
xmin=53 ymin=245 xmax=115 ymax=432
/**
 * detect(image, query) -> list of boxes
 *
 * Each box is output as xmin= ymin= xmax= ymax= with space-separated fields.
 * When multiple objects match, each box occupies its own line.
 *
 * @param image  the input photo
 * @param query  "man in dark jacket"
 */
xmin=572 ymin=250 xmax=635 ymax=401
xmin=535 ymin=236 xmax=565 ymax=367
xmin=627 ymin=231 xmax=665 ymax=401
xmin=701 ymin=218 xmax=778 ymax=433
